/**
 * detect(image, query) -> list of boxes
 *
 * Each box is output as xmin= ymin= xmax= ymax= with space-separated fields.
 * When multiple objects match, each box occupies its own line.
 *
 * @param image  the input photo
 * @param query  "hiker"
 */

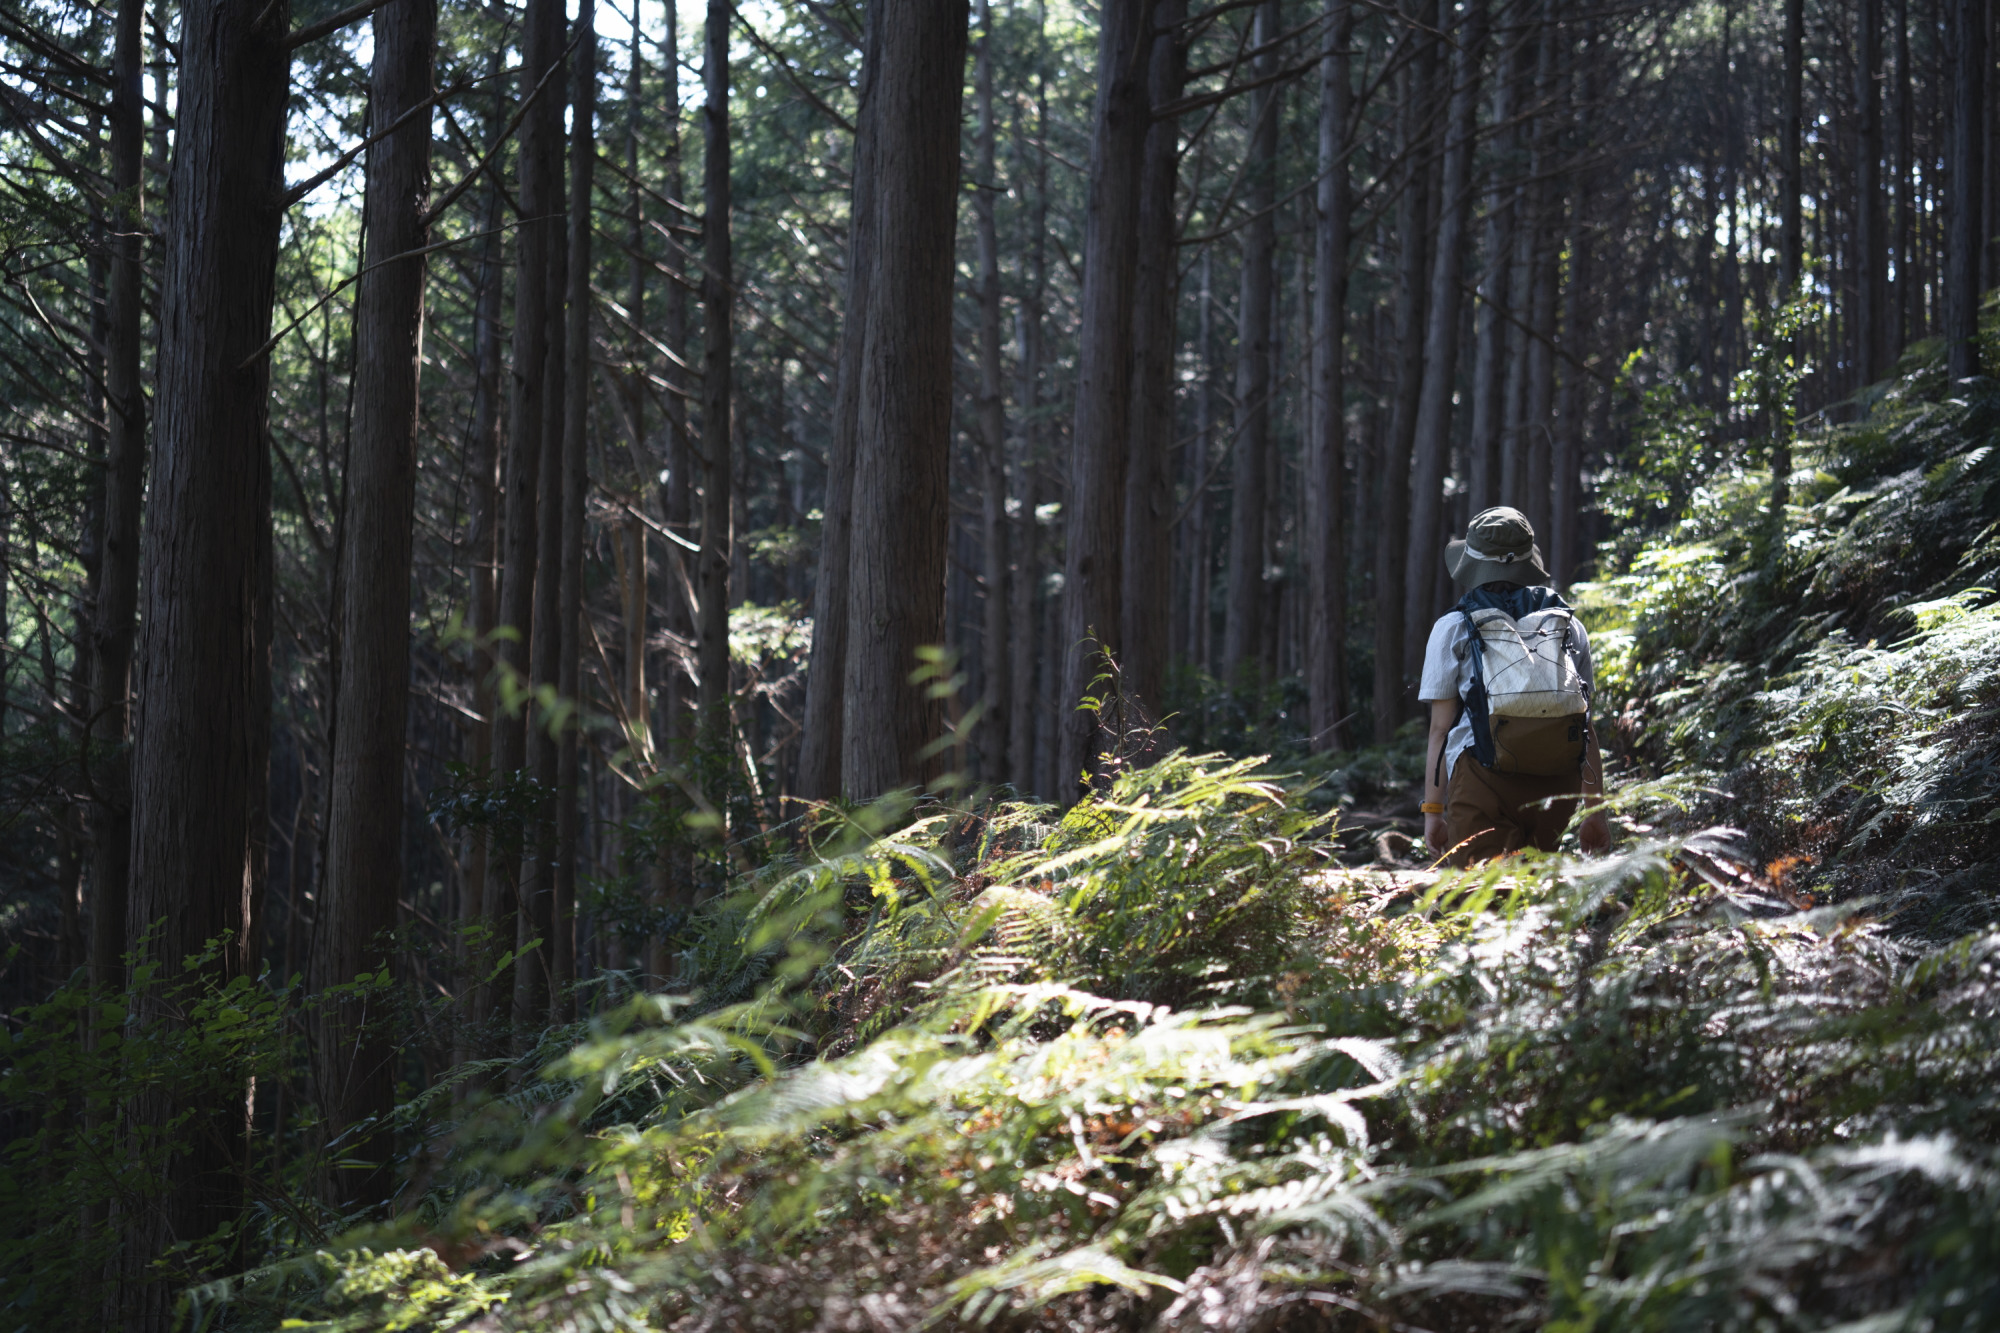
xmin=1417 ymin=507 xmax=1610 ymax=866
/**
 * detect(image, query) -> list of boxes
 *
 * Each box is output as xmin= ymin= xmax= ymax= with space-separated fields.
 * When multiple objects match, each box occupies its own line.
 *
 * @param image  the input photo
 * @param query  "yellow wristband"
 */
xmin=1420 ymin=802 xmax=1444 ymax=815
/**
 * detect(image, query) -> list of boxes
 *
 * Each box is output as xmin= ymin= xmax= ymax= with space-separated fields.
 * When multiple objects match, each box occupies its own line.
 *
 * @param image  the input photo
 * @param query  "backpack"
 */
xmin=1452 ymin=585 xmax=1591 ymax=777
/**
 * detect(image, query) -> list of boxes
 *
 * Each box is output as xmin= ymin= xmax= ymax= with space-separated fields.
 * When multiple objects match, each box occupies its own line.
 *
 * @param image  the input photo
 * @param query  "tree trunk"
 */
xmin=1781 ymin=0 xmax=1804 ymax=292
xmin=842 ymin=0 xmax=970 ymax=799
xmin=1372 ymin=13 xmax=1436 ymax=744
xmin=1404 ymin=0 xmax=1486 ymax=667
xmin=1221 ymin=0 xmax=1281 ymax=687
xmin=1522 ymin=0 xmax=1559 ymax=544
xmin=1186 ymin=248 xmax=1216 ymax=679
xmin=1524 ymin=224 xmax=1558 ymax=542
xmin=1896 ymin=0 xmax=1914 ymax=344
xmin=122 ymin=0 xmax=289 ymax=1315
xmin=1550 ymin=52 xmax=1593 ymax=586
xmin=1498 ymin=182 xmax=1531 ymax=510
xmin=87 ymin=0 xmax=146 ymax=995
xmin=1119 ymin=0 xmax=1187 ymax=723
xmin=1859 ymin=0 xmax=1887 ymax=382
xmin=518 ymin=13 xmax=572 ymax=1038
xmin=697 ymin=0 xmax=735 ymax=800
xmin=317 ymin=0 xmax=436 ymax=1206
xmin=973 ymin=0 xmax=1011 ymax=778
xmin=459 ymin=87 xmax=506 ymax=1044
xmin=553 ymin=0 xmax=595 ymax=1024
xmin=1055 ymin=0 xmax=1149 ymax=798
xmin=482 ymin=0 xmax=563 ymax=1039
xmin=1466 ymin=22 xmax=1520 ymax=517
xmin=1007 ymin=62 xmax=1049 ymax=794
xmin=615 ymin=9 xmax=646 ymax=981
xmin=651 ymin=0 xmax=692 ymax=975
xmin=797 ymin=8 xmax=880 ymax=802
xmin=615 ymin=0 xmax=647 ymax=755
xmin=1947 ymin=0 xmax=1985 ymax=380
xmin=1306 ymin=0 xmax=1352 ymax=754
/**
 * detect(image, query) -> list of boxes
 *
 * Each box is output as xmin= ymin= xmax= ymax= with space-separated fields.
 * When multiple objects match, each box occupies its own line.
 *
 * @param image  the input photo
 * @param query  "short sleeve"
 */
xmin=1416 ymin=615 xmax=1462 ymax=702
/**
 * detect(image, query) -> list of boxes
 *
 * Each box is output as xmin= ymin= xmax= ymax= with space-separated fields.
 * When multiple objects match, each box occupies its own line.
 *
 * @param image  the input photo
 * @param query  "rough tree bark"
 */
xmin=86 ymin=0 xmax=146 ymax=994
xmin=697 ymin=0 xmax=735 ymax=792
xmin=973 ymin=0 xmax=1011 ymax=774
xmin=1550 ymin=41 xmax=1593 ymax=585
xmin=1307 ymin=0 xmax=1352 ymax=754
xmin=620 ymin=2 xmax=646 ymax=757
xmin=1859 ymin=0 xmax=1887 ymax=382
xmin=613 ymin=6 xmax=652 ymax=982
xmin=1008 ymin=59 xmax=1049 ymax=794
xmin=1521 ymin=0 xmax=1559 ymax=545
xmin=317 ymin=0 xmax=436 ymax=1207
xmin=1186 ymin=249 xmax=1216 ymax=677
xmin=1055 ymin=0 xmax=1149 ymax=799
xmin=121 ymin=0 xmax=289 ymax=1317
xmin=1372 ymin=8 xmax=1437 ymax=743
xmin=481 ymin=0 xmax=563 ymax=1039
xmin=1222 ymin=0 xmax=1281 ymax=686
xmin=1895 ymin=0 xmax=1914 ymax=343
xmin=458 ymin=93 xmax=506 ymax=1044
xmin=1946 ymin=0 xmax=1984 ymax=381
xmin=519 ymin=14 xmax=571 ymax=1033
xmin=1404 ymin=0 xmax=1486 ymax=665
xmin=1119 ymin=0 xmax=1187 ymax=723
xmin=552 ymin=0 xmax=594 ymax=1024
xmin=842 ymin=0 xmax=970 ymax=798
xmin=1551 ymin=216 xmax=1589 ymax=585
xmin=1466 ymin=20 xmax=1521 ymax=516
xmin=1780 ymin=0 xmax=1803 ymax=292
xmin=650 ymin=0 xmax=692 ymax=972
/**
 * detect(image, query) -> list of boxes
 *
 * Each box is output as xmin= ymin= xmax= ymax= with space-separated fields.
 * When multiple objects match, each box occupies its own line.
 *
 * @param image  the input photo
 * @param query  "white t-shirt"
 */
xmin=1416 ymin=604 xmax=1593 ymax=780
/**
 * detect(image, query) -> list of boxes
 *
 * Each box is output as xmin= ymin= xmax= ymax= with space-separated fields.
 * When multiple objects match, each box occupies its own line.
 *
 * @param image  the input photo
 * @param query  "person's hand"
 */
xmin=1424 ymin=813 xmax=1448 ymax=859
xmin=1578 ymin=808 xmax=1611 ymax=855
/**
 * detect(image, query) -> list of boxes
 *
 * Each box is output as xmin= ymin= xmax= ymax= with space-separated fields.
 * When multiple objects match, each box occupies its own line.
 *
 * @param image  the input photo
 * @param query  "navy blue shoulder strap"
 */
xmin=1453 ymin=584 xmax=1569 ymax=619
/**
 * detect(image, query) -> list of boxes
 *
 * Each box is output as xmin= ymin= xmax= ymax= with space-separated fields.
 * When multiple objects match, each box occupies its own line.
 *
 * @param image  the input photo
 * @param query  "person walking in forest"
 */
xmin=1417 ymin=507 xmax=1610 ymax=865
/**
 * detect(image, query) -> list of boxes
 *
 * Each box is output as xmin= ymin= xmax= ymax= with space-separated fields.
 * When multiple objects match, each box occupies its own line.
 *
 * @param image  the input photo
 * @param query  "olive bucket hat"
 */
xmin=1446 ymin=506 xmax=1551 ymax=590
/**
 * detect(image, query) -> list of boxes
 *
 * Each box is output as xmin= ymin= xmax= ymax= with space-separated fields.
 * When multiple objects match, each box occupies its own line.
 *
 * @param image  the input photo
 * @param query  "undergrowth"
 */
xmin=171 ymin=753 xmax=2000 ymax=1331
xmin=1582 ymin=328 xmax=2000 ymax=936
xmin=15 ymin=319 xmax=2000 ymax=1333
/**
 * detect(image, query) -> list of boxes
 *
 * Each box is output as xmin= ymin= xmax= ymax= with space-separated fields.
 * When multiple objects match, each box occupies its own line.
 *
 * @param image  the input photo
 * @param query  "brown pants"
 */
xmin=1443 ymin=755 xmax=1579 ymax=867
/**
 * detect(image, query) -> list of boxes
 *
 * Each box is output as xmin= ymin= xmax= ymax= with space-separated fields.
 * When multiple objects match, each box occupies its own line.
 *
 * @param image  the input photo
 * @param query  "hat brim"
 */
xmin=1446 ymin=537 xmax=1551 ymax=590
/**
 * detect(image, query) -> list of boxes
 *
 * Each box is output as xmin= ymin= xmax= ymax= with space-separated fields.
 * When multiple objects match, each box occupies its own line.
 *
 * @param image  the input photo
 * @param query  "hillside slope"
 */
xmin=21 ymin=348 xmax=2000 ymax=1333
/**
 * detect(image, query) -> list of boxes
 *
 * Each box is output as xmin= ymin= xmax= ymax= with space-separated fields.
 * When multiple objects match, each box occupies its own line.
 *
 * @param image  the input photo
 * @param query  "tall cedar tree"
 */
xmin=1222 ymin=0 xmax=1280 ymax=686
xmin=317 ymin=0 xmax=437 ymax=1205
xmin=520 ymin=1 xmax=572 ymax=1032
xmin=482 ymin=0 xmax=565 ymax=1041
xmin=121 ymin=0 xmax=289 ymax=1317
xmin=1120 ymin=0 xmax=1188 ymax=724
xmin=1404 ymin=0 xmax=1486 ymax=647
xmin=86 ymin=0 xmax=146 ymax=993
xmin=553 ymin=0 xmax=596 ymax=1020
xmin=1945 ymin=0 xmax=1984 ymax=380
xmin=1009 ymin=42 xmax=1051 ymax=794
xmin=1307 ymin=0 xmax=1353 ymax=753
xmin=653 ymin=0 xmax=694 ymax=964
xmin=1373 ymin=4 xmax=1438 ymax=741
xmin=798 ymin=1 xmax=881 ymax=801
xmin=697 ymin=0 xmax=734 ymax=805
xmin=1056 ymin=0 xmax=1150 ymax=798
xmin=841 ymin=0 xmax=970 ymax=798
xmin=973 ymin=0 xmax=1009 ymax=776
